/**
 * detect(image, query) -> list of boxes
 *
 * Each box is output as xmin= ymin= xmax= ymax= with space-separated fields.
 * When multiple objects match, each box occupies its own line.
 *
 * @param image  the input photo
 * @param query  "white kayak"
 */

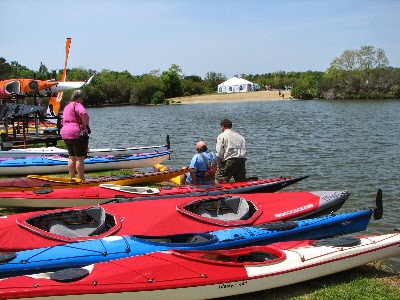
xmin=0 ymin=144 xmax=169 ymax=158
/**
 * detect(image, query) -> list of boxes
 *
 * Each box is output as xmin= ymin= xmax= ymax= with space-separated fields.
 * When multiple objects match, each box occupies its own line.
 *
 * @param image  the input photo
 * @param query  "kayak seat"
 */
xmin=218 ymin=197 xmax=250 ymax=221
xmin=194 ymin=196 xmax=250 ymax=221
xmin=48 ymin=207 xmax=107 ymax=238
xmin=188 ymin=234 xmax=211 ymax=243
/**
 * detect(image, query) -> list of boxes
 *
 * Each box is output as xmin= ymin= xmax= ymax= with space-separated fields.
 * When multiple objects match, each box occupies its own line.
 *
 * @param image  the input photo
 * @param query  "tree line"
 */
xmin=1 ymin=45 xmax=399 ymax=107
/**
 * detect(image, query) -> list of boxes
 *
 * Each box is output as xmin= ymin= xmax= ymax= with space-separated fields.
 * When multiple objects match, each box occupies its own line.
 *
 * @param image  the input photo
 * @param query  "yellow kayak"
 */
xmin=0 ymin=167 xmax=191 ymax=192
xmin=27 ymin=175 xmax=82 ymax=184
xmin=153 ymin=164 xmax=185 ymax=185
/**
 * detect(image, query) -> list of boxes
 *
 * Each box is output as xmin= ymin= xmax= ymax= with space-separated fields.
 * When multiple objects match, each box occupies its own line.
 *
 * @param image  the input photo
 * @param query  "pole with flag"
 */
xmin=47 ymin=38 xmax=71 ymax=117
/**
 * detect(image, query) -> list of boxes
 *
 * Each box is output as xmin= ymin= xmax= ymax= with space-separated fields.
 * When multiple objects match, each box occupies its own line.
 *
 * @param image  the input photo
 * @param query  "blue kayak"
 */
xmin=0 ymin=208 xmax=375 ymax=276
xmin=0 ymin=151 xmax=173 ymax=176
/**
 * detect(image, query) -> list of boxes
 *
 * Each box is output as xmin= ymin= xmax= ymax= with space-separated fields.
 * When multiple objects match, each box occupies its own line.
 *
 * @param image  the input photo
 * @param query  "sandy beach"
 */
xmin=169 ymin=90 xmax=293 ymax=104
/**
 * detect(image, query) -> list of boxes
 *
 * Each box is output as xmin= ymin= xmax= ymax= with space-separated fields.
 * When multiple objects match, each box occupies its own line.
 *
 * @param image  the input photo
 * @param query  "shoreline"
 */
xmin=169 ymin=90 xmax=293 ymax=104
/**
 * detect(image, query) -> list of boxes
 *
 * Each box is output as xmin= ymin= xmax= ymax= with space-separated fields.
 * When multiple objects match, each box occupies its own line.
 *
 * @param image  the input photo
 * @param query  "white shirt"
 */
xmin=215 ymin=129 xmax=246 ymax=162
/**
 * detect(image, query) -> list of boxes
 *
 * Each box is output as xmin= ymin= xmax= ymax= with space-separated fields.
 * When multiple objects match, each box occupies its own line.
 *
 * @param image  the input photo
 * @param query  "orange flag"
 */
xmin=47 ymin=37 xmax=71 ymax=117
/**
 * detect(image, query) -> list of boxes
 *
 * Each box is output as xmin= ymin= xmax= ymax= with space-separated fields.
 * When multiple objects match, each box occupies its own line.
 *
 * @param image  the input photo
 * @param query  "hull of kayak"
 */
xmin=1 ymin=233 xmax=398 ymax=299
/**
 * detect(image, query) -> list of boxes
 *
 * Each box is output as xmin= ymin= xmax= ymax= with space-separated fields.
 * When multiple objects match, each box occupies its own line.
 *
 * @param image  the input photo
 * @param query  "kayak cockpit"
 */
xmin=170 ymin=245 xmax=286 ymax=265
xmin=131 ymin=232 xmax=217 ymax=246
xmin=19 ymin=207 xmax=120 ymax=241
xmin=177 ymin=196 xmax=262 ymax=226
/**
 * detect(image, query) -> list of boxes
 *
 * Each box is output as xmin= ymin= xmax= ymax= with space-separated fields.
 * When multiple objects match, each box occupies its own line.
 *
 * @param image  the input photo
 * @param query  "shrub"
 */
xmin=152 ymin=91 xmax=165 ymax=105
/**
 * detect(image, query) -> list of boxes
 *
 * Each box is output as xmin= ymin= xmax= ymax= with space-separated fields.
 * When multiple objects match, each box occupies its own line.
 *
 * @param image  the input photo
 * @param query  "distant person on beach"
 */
xmin=61 ymin=90 xmax=90 ymax=181
xmin=215 ymin=119 xmax=247 ymax=183
xmin=180 ymin=141 xmax=218 ymax=185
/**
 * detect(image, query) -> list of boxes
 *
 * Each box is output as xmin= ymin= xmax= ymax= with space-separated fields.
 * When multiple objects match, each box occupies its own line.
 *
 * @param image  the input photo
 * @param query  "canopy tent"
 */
xmin=217 ymin=77 xmax=256 ymax=93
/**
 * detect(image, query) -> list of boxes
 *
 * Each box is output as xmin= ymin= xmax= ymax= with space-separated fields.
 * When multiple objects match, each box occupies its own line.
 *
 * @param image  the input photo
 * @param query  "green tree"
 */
xmin=0 ymin=57 xmax=12 ymax=79
xmin=64 ymin=67 xmax=93 ymax=81
xmin=204 ymin=72 xmax=227 ymax=93
xmin=151 ymin=91 xmax=165 ymax=104
xmin=357 ymin=46 xmax=389 ymax=71
xmin=330 ymin=46 xmax=389 ymax=73
xmin=291 ymin=71 xmax=324 ymax=99
xmin=9 ymin=61 xmax=35 ymax=78
xmin=160 ymin=64 xmax=183 ymax=98
xmin=37 ymin=62 xmax=51 ymax=79
xmin=330 ymin=49 xmax=358 ymax=71
xmin=168 ymin=64 xmax=182 ymax=74
xmin=2 ymin=47 xmax=399 ymax=103
xmin=87 ymin=69 xmax=136 ymax=105
xmin=130 ymin=73 xmax=164 ymax=105
xmin=182 ymin=75 xmax=205 ymax=96
xmin=322 ymin=46 xmax=392 ymax=99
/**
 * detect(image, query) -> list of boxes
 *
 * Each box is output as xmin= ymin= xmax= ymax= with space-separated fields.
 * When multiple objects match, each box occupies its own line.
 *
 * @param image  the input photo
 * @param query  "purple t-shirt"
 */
xmin=61 ymin=101 xmax=90 ymax=139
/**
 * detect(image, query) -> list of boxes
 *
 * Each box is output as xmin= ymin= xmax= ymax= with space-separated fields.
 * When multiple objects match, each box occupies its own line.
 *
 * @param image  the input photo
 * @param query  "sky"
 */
xmin=1 ymin=0 xmax=399 ymax=78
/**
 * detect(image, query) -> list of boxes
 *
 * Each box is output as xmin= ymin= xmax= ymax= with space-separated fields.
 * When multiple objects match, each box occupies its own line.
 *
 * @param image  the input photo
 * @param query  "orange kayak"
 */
xmin=0 ymin=78 xmax=58 ymax=98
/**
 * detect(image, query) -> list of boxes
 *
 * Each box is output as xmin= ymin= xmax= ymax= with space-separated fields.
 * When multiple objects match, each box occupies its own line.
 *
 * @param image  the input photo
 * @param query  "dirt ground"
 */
xmin=169 ymin=90 xmax=293 ymax=104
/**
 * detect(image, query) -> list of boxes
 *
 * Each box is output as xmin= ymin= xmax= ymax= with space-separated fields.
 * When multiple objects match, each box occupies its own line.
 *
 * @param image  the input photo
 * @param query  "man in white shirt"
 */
xmin=215 ymin=119 xmax=247 ymax=183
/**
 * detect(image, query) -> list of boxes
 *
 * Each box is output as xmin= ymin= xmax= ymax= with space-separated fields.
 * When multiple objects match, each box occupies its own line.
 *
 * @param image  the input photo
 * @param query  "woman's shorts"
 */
xmin=64 ymin=139 xmax=89 ymax=157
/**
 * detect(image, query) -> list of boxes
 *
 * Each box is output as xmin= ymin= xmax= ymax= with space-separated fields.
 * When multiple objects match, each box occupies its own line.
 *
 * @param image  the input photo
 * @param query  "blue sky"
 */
xmin=1 ymin=0 xmax=399 ymax=78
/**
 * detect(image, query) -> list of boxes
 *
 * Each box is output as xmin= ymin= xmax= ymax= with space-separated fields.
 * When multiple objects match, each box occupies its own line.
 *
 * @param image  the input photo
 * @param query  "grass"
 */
xmin=220 ymin=263 xmax=399 ymax=300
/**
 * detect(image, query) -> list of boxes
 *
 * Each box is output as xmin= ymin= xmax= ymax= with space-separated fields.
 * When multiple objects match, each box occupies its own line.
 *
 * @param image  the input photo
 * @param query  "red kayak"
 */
xmin=0 ymin=175 xmax=309 ymax=208
xmin=1 ymin=233 xmax=397 ymax=299
xmin=0 ymin=190 xmax=349 ymax=251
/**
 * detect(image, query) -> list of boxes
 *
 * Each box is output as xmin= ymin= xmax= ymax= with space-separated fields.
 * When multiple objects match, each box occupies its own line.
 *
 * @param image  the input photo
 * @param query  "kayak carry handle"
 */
xmin=373 ymin=189 xmax=383 ymax=220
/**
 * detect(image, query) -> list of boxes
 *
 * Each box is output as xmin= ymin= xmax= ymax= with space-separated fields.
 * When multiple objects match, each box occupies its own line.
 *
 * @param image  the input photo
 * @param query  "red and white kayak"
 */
xmin=0 ymin=233 xmax=398 ymax=299
xmin=0 ymin=190 xmax=350 ymax=251
xmin=0 ymin=175 xmax=309 ymax=207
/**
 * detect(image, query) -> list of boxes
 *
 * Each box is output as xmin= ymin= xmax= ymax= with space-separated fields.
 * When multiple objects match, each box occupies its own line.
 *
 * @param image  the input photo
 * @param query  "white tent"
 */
xmin=217 ymin=77 xmax=255 ymax=93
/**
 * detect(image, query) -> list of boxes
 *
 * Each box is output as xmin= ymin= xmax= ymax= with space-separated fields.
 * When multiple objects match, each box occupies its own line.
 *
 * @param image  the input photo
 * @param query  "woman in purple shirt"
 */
xmin=60 ymin=90 xmax=90 ymax=181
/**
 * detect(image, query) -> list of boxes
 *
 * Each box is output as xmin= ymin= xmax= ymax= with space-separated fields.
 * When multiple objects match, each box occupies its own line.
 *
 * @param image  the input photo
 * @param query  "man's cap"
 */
xmin=196 ymin=141 xmax=207 ymax=149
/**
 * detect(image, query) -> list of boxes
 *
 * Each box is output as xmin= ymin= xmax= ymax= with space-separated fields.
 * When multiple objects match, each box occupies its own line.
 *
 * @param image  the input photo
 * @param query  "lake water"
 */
xmin=87 ymin=99 xmax=400 ymax=272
